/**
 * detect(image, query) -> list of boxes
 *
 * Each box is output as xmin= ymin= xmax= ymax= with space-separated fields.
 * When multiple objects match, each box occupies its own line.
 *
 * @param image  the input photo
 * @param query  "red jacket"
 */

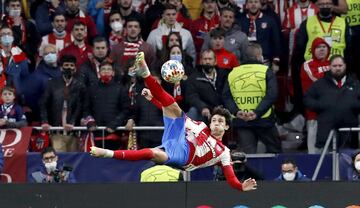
xmin=190 ymin=14 xmax=219 ymax=53
xmin=300 ymin=37 xmax=330 ymax=120
xmin=59 ymin=43 xmax=93 ymax=69
xmin=214 ymin=48 xmax=240 ymax=70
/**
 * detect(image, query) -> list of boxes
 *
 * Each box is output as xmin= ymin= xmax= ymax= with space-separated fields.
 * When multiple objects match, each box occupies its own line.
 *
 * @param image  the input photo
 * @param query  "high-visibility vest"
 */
xmin=140 ymin=165 xmax=180 ymax=182
xmin=304 ymin=15 xmax=346 ymax=60
xmin=342 ymin=0 xmax=360 ymax=27
xmin=228 ymin=64 xmax=272 ymax=118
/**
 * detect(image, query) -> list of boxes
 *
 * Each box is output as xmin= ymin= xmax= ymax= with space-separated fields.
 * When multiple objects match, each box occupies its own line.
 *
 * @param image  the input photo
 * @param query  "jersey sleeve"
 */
xmin=221 ymin=165 xmax=243 ymax=191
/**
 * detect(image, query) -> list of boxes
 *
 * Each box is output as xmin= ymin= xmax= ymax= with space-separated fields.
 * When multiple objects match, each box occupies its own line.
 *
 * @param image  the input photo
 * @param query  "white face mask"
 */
xmin=110 ymin=21 xmax=123 ymax=32
xmin=9 ymin=9 xmax=21 ymax=17
xmin=44 ymin=161 xmax=57 ymax=173
xmin=44 ymin=52 xmax=57 ymax=64
xmin=283 ymin=172 xmax=296 ymax=181
xmin=355 ymin=161 xmax=360 ymax=171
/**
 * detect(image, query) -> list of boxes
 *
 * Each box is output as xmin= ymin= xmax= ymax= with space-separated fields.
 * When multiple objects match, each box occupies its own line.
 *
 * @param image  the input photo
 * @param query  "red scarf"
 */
xmin=48 ymin=32 xmax=72 ymax=48
xmin=109 ymin=31 xmax=123 ymax=46
xmin=5 ymin=16 xmax=27 ymax=45
xmin=121 ymin=40 xmax=142 ymax=64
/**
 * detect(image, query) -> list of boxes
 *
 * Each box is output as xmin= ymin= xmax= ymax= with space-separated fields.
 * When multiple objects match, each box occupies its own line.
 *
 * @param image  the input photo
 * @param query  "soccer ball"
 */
xmin=161 ymin=60 xmax=185 ymax=83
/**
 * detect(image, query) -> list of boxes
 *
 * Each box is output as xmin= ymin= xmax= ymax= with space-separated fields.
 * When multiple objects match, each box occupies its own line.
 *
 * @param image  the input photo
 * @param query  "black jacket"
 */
xmin=186 ymin=68 xmax=228 ymax=112
xmin=40 ymin=77 xmax=85 ymax=126
xmin=222 ymin=62 xmax=278 ymax=127
xmin=84 ymin=80 xmax=132 ymax=129
xmin=304 ymin=73 xmax=360 ymax=147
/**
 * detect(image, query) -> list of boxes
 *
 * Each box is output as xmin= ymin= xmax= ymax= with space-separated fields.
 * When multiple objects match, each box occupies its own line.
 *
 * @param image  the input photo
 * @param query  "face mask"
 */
xmin=53 ymin=28 xmax=66 ymax=37
xmin=1 ymin=35 xmax=14 ymax=46
xmin=202 ymin=64 xmax=214 ymax=74
xmin=44 ymin=53 xmax=57 ymax=64
xmin=9 ymin=9 xmax=21 ymax=17
xmin=170 ymin=54 xmax=182 ymax=62
xmin=62 ymin=68 xmax=74 ymax=79
xmin=283 ymin=172 xmax=296 ymax=181
xmin=110 ymin=21 xmax=123 ymax=32
xmin=100 ymin=74 xmax=113 ymax=84
xmin=319 ymin=8 xmax=332 ymax=17
xmin=45 ymin=161 xmax=57 ymax=173
xmin=355 ymin=161 xmax=360 ymax=171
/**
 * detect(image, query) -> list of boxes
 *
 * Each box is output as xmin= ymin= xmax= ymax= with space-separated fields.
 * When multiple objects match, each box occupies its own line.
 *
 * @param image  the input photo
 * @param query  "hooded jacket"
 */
xmin=300 ymin=37 xmax=330 ymax=120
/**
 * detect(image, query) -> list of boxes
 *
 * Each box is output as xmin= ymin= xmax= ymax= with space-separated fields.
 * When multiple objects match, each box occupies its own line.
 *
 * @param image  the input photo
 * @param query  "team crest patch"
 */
xmin=230 ymin=38 xmax=236 ymax=45
xmin=261 ymin=22 xmax=267 ymax=29
xmin=223 ymin=58 xmax=229 ymax=65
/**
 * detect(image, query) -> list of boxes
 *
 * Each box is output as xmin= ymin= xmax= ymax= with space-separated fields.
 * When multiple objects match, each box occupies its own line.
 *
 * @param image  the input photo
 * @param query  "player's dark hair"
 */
xmin=211 ymin=105 xmax=232 ymax=125
xmin=41 ymin=146 xmax=57 ymax=158
xmin=282 ymin=159 xmax=298 ymax=168
xmin=60 ymin=54 xmax=77 ymax=65
xmin=329 ymin=54 xmax=345 ymax=65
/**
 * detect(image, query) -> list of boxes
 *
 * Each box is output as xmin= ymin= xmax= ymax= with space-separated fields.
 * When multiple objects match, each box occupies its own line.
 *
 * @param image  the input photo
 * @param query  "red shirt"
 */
xmin=65 ymin=11 xmax=98 ymax=43
xmin=214 ymin=48 xmax=240 ymax=70
xmin=59 ymin=43 xmax=93 ymax=69
xmin=190 ymin=14 xmax=219 ymax=53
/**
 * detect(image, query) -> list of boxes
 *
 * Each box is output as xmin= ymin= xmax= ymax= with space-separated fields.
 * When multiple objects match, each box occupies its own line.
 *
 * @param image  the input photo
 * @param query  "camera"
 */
xmin=51 ymin=165 xmax=73 ymax=183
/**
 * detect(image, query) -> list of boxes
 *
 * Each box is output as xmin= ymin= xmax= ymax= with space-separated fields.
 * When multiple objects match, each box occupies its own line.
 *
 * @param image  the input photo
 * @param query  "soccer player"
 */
xmin=90 ymin=52 xmax=257 ymax=191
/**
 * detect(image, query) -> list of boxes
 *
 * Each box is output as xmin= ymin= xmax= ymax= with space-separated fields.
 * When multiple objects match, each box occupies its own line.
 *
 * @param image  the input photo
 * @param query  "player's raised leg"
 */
xmin=128 ymin=52 xmax=182 ymax=119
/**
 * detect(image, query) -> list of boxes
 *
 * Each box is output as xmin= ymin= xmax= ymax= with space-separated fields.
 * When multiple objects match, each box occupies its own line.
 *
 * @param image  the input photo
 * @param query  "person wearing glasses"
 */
xmin=30 ymin=147 xmax=76 ymax=183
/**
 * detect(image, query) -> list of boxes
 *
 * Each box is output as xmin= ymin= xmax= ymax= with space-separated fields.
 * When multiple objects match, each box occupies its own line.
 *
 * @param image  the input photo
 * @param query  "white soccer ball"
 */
xmin=161 ymin=60 xmax=185 ymax=83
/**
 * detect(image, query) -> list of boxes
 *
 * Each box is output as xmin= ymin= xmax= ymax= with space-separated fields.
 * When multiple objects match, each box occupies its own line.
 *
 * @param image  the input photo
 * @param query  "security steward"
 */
xmin=223 ymin=43 xmax=282 ymax=154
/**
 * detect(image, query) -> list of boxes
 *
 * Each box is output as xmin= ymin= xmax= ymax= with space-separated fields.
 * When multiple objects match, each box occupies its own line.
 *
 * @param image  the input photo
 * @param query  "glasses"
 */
xmin=43 ymin=156 xmax=56 ymax=163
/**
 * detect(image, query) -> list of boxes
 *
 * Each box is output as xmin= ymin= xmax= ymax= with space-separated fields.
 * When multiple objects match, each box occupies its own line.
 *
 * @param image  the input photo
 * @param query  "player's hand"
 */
xmin=242 ymin=178 xmax=257 ymax=191
xmin=201 ymin=108 xmax=211 ymax=120
xmin=125 ymin=119 xmax=135 ymax=131
xmin=89 ymin=146 xmax=114 ymax=158
xmin=141 ymin=88 xmax=153 ymax=101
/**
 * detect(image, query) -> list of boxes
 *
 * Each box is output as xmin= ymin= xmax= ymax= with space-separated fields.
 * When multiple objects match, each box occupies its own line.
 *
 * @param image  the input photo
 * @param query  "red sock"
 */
xmin=113 ymin=148 xmax=154 ymax=161
xmin=144 ymin=75 xmax=175 ymax=107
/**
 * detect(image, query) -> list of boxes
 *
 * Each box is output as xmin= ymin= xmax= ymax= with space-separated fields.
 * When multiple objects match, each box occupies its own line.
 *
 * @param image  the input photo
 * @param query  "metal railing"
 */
xmin=312 ymin=127 xmax=359 ymax=181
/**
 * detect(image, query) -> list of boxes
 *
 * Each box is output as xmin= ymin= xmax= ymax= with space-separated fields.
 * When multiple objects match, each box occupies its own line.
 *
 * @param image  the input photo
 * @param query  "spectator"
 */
xmin=108 ymin=10 xmax=125 ymax=46
xmin=275 ymin=159 xmax=310 ymax=181
xmin=202 ymin=7 xmax=249 ymax=62
xmin=347 ymin=151 xmax=360 ymax=181
xmin=87 ymin=0 xmax=113 ymax=36
xmin=60 ymin=21 xmax=93 ymax=68
xmin=144 ymin=0 xmax=166 ymax=38
xmin=146 ymin=4 xmax=196 ymax=63
xmin=23 ymin=44 xmax=62 ymax=124
xmin=0 ymin=143 xmax=3 ymax=174
xmin=110 ymin=18 xmax=156 ymax=76
xmin=239 ymin=0 xmax=282 ymax=72
xmin=304 ymin=55 xmax=360 ymax=151
xmin=152 ymin=0 xmax=192 ymax=30
xmin=64 ymin=0 xmax=98 ymax=43
xmin=186 ymin=49 xmax=228 ymax=121
xmin=190 ymin=0 xmax=219 ymax=53
xmin=39 ymin=12 xmax=73 ymax=57
xmin=2 ymin=0 xmax=41 ymax=71
xmin=282 ymin=0 xmax=317 ymax=72
xmin=0 ymin=86 xmax=27 ymax=128
xmin=341 ymin=0 xmax=360 ymax=80
xmin=300 ymin=38 xmax=330 ymax=154
xmin=134 ymin=75 xmax=163 ymax=149
xmin=40 ymin=55 xmax=85 ymax=152
xmin=209 ymin=28 xmax=239 ymax=70
xmin=112 ymin=0 xmax=147 ymax=39
xmin=292 ymin=0 xmax=350 ymax=114
xmin=30 ymin=147 xmax=76 ymax=183
xmin=223 ymin=43 xmax=281 ymax=154
xmin=83 ymin=60 xmax=134 ymax=150
xmin=79 ymin=36 xmax=115 ymax=87
xmin=0 ymin=25 xmax=29 ymax=98
xmin=35 ymin=0 xmax=66 ymax=36
xmin=215 ymin=151 xmax=264 ymax=181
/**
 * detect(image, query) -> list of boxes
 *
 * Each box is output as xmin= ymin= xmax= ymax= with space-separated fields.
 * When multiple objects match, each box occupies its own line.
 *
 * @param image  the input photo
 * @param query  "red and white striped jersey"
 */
xmin=183 ymin=117 xmax=231 ymax=171
xmin=273 ymin=0 xmax=296 ymax=23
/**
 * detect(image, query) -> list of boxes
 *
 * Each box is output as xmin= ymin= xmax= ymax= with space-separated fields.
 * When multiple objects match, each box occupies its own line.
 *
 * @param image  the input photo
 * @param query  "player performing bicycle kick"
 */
xmin=90 ymin=52 xmax=257 ymax=191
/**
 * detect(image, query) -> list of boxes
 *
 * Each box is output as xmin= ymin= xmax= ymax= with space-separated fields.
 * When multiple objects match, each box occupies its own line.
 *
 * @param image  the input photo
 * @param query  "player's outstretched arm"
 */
xmin=142 ymin=88 xmax=163 ymax=109
xmin=241 ymin=178 xmax=257 ymax=191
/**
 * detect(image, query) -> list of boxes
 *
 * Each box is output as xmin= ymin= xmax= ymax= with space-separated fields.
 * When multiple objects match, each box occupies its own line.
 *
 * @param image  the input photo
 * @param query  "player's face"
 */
xmin=210 ymin=114 xmax=229 ymax=138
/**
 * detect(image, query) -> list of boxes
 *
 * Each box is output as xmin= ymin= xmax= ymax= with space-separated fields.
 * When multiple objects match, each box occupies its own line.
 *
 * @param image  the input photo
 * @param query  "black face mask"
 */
xmin=201 ymin=64 xmax=215 ymax=74
xmin=319 ymin=8 xmax=332 ymax=17
xmin=62 ymin=68 xmax=74 ymax=80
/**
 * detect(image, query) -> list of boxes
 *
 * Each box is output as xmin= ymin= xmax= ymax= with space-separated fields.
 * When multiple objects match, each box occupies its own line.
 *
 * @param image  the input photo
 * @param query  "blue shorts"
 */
xmin=158 ymin=113 xmax=189 ymax=167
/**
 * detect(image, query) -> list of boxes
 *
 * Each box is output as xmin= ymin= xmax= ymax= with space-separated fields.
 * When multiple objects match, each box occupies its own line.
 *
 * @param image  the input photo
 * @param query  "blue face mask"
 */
xmin=44 ymin=53 xmax=57 ymax=64
xmin=170 ymin=54 xmax=182 ymax=62
xmin=1 ymin=35 xmax=14 ymax=46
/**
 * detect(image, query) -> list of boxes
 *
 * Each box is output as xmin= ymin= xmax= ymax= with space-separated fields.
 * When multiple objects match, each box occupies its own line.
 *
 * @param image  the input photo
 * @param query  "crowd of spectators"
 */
xmin=0 ymin=0 xmax=358 ymax=157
